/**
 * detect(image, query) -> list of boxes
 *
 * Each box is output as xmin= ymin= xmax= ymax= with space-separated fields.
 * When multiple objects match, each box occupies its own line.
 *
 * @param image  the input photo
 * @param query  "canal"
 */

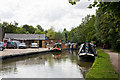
xmin=1 ymin=50 xmax=93 ymax=78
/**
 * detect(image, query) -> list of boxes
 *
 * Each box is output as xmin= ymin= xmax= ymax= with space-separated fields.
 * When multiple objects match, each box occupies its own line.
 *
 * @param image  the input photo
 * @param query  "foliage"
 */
xmin=36 ymin=25 xmax=44 ymax=32
xmin=85 ymin=49 xmax=118 ymax=79
xmin=35 ymin=25 xmax=45 ymax=34
xmin=0 ymin=21 xmax=45 ymax=35
xmin=35 ymin=29 xmax=45 ymax=34
xmin=22 ymin=24 xmax=36 ymax=34
xmin=68 ymin=1 xmax=120 ymax=51
xmin=54 ymin=31 xmax=63 ymax=40
xmin=94 ymin=2 xmax=120 ymax=51
xmin=62 ymin=28 xmax=69 ymax=42
xmin=46 ymin=26 xmax=55 ymax=39
xmin=1 ymin=22 xmax=17 ymax=33
xmin=68 ymin=15 xmax=96 ymax=43
xmin=15 ymin=27 xmax=27 ymax=34
xmin=68 ymin=0 xmax=80 ymax=5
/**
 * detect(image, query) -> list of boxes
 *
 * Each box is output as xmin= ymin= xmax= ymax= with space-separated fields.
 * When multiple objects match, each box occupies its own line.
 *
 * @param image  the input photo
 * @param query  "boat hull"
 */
xmin=52 ymin=49 xmax=61 ymax=52
xmin=51 ymin=48 xmax=62 ymax=52
xmin=79 ymin=53 xmax=95 ymax=61
xmin=79 ymin=53 xmax=94 ymax=57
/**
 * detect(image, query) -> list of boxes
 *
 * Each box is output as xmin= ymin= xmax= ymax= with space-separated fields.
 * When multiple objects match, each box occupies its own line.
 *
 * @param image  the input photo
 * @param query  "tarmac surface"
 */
xmin=0 ymin=48 xmax=49 ymax=58
xmin=102 ymin=49 xmax=120 ymax=76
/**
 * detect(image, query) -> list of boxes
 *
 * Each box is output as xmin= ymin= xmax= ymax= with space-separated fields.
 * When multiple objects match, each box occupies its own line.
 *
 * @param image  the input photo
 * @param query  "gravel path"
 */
xmin=102 ymin=49 xmax=120 ymax=76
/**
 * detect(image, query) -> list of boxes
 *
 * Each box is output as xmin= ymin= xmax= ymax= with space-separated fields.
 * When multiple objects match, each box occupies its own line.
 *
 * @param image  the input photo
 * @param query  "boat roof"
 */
xmin=54 ymin=43 xmax=61 ymax=45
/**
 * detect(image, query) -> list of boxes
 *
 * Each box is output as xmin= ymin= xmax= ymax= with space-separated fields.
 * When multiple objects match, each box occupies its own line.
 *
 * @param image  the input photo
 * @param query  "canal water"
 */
xmin=1 ymin=50 xmax=93 ymax=78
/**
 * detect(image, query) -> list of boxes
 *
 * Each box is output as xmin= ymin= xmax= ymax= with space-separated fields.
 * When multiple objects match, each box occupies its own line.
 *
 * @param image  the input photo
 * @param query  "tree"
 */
xmin=1 ymin=21 xmax=19 ymax=34
xmin=22 ymin=24 xmax=36 ymax=34
xmin=68 ymin=15 xmax=96 ymax=43
xmin=45 ymin=30 xmax=48 ymax=35
xmin=46 ymin=27 xmax=55 ymax=39
xmin=68 ymin=0 xmax=80 ymax=5
xmin=35 ymin=29 xmax=45 ymax=34
xmin=15 ymin=27 xmax=27 ymax=34
xmin=36 ymin=25 xmax=44 ymax=32
xmin=94 ymin=2 xmax=120 ymax=50
xmin=54 ymin=31 xmax=63 ymax=40
xmin=62 ymin=28 xmax=69 ymax=42
xmin=14 ymin=21 xmax=18 ymax=27
xmin=3 ymin=23 xmax=17 ymax=33
xmin=68 ymin=1 xmax=120 ymax=51
xmin=35 ymin=25 xmax=45 ymax=34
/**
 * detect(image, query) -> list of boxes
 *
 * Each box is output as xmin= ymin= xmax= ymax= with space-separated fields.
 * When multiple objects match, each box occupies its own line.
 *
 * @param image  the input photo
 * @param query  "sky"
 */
xmin=0 ymin=0 xmax=97 ymax=31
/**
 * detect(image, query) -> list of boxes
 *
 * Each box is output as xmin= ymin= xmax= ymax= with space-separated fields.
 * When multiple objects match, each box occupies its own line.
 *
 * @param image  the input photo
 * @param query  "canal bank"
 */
xmin=0 ymin=48 xmax=51 ymax=59
xmin=85 ymin=49 xmax=118 ymax=79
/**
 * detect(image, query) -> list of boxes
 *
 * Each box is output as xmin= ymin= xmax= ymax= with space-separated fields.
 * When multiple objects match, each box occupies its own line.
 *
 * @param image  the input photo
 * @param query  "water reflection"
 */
xmin=1 ymin=50 xmax=93 ymax=78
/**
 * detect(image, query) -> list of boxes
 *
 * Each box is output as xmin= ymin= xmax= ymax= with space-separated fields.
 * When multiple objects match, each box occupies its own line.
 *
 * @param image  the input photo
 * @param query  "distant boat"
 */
xmin=52 ymin=43 xmax=62 ymax=52
xmin=78 ymin=42 xmax=97 ymax=57
xmin=69 ymin=43 xmax=79 ymax=50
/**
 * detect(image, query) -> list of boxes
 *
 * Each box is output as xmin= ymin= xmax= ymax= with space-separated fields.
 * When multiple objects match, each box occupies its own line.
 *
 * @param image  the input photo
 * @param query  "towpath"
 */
xmin=102 ymin=49 xmax=120 ymax=76
xmin=0 ymin=48 xmax=50 ymax=59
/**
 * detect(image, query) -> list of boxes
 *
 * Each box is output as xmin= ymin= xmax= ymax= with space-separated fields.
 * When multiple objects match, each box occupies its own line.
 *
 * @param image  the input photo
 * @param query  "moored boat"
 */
xmin=52 ymin=43 xmax=62 ymax=52
xmin=78 ymin=42 xmax=97 ymax=57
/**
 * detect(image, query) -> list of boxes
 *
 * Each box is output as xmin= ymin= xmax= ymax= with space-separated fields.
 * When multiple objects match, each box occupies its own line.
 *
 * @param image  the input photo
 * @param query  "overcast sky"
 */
xmin=0 ymin=0 xmax=97 ymax=31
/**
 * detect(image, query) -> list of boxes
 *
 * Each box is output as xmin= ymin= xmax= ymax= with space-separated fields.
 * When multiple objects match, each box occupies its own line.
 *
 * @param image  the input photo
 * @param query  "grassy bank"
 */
xmin=85 ymin=49 xmax=118 ymax=80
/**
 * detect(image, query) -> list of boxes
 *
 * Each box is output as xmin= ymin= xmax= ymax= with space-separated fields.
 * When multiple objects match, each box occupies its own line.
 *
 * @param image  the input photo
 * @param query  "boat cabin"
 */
xmin=52 ymin=43 xmax=62 ymax=51
xmin=78 ymin=42 xmax=97 ymax=57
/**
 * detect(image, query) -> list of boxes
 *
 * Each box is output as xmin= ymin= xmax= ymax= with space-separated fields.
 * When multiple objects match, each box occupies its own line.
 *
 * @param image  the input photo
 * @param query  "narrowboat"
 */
xmin=78 ymin=42 xmax=97 ymax=58
xmin=52 ymin=43 xmax=62 ymax=52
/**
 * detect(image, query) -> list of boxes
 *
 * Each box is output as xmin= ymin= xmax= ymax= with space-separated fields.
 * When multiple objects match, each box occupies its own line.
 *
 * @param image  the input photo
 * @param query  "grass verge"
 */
xmin=85 ymin=49 xmax=118 ymax=80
